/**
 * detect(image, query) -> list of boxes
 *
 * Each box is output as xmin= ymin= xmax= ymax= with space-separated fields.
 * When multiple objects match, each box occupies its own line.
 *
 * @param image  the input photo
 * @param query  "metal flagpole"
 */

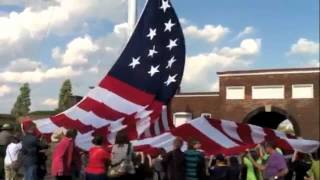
xmin=128 ymin=0 xmax=137 ymax=36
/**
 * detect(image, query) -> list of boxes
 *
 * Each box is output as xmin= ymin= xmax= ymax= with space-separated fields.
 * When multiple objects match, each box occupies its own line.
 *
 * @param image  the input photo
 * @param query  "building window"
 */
xmin=226 ymin=86 xmax=245 ymax=99
xmin=201 ymin=113 xmax=212 ymax=118
xmin=173 ymin=112 xmax=192 ymax=127
xmin=292 ymin=84 xmax=314 ymax=99
xmin=252 ymin=85 xmax=284 ymax=99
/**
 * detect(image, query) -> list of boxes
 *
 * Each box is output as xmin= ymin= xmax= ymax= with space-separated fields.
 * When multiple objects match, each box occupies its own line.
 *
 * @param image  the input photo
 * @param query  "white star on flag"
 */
xmin=148 ymin=65 xmax=160 ymax=77
xmin=160 ymin=0 xmax=171 ymax=13
xmin=164 ymin=19 xmax=175 ymax=32
xmin=147 ymin=28 xmax=157 ymax=40
xmin=166 ymin=39 xmax=178 ymax=50
xmin=129 ymin=57 xmax=141 ymax=69
xmin=166 ymin=56 xmax=176 ymax=69
xmin=148 ymin=45 xmax=158 ymax=57
xmin=164 ymin=74 xmax=177 ymax=86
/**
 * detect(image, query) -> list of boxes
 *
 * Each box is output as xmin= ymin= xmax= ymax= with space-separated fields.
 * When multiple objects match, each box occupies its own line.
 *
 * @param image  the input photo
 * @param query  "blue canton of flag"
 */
xmin=108 ymin=0 xmax=185 ymax=104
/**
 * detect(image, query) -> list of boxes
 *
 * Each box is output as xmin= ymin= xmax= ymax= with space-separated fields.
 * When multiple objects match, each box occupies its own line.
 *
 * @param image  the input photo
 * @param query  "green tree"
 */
xmin=11 ymin=83 xmax=31 ymax=117
xmin=57 ymin=79 xmax=73 ymax=112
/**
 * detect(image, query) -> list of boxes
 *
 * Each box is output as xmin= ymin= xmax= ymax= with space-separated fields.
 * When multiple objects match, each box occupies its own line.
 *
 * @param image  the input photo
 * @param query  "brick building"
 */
xmin=171 ymin=67 xmax=320 ymax=140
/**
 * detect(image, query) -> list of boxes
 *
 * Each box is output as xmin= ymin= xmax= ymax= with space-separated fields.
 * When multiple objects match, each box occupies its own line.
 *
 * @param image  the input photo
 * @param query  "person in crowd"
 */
xmin=209 ymin=154 xmax=230 ymax=180
xmin=109 ymin=131 xmax=135 ymax=180
xmin=46 ymin=128 xmax=65 ymax=177
xmin=242 ymin=150 xmax=261 ymax=180
xmin=288 ymin=151 xmax=312 ymax=180
xmin=51 ymin=129 xmax=78 ymax=180
xmin=248 ymin=141 xmax=288 ymax=180
xmin=307 ymin=148 xmax=319 ymax=180
xmin=85 ymin=135 xmax=109 ymax=180
xmin=21 ymin=122 xmax=49 ymax=180
xmin=228 ymin=156 xmax=241 ymax=180
xmin=4 ymin=132 xmax=22 ymax=180
xmin=133 ymin=152 xmax=146 ymax=179
xmin=184 ymin=139 xmax=206 ymax=180
xmin=152 ymin=148 xmax=167 ymax=180
xmin=0 ymin=123 xmax=14 ymax=179
xmin=163 ymin=138 xmax=185 ymax=180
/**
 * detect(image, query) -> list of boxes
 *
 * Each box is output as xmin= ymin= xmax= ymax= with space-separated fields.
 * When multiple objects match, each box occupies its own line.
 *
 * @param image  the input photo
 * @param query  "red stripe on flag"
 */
xmin=78 ymin=97 xmax=127 ymax=120
xmin=207 ymin=119 xmax=244 ymax=145
xmin=264 ymin=128 xmax=293 ymax=152
xmin=51 ymin=114 xmax=95 ymax=133
xmin=237 ymin=123 xmax=254 ymax=145
xmin=171 ymin=124 xmax=229 ymax=155
xmin=99 ymin=76 xmax=155 ymax=106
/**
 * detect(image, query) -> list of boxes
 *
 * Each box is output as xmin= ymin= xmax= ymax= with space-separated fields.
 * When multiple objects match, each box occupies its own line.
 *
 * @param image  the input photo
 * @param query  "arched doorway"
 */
xmin=243 ymin=106 xmax=299 ymax=135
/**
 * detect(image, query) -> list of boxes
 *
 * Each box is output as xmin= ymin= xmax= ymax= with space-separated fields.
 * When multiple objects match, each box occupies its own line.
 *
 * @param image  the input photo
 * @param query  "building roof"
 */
xmin=217 ymin=67 xmax=320 ymax=76
xmin=175 ymin=92 xmax=219 ymax=97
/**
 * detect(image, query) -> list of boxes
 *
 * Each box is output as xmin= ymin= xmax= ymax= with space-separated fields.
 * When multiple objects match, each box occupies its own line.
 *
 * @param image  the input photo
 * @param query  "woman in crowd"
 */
xmin=152 ymin=148 xmax=167 ymax=180
xmin=109 ymin=131 xmax=135 ymax=180
xmin=46 ymin=128 xmax=65 ymax=177
xmin=85 ymin=135 xmax=109 ymax=180
xmin=51 ymin=129 xmax=79 ymax=180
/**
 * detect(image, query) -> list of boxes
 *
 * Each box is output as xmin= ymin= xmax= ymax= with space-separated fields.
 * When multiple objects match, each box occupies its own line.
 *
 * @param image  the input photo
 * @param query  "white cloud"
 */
xmin=184 ymin=24 xmax=229 ymax=43
xmin=182 ymin=38 xmax=261 ymax=91
xmin=0 ymin=84 xmax=11 ymax=97
xmin=6 ymin=58 xmax=41 ymax=71
xmin=53 ymin=35 xmax=99 ymax=65
xmin=42 ymin=98 xmax=58 ymax=107
xmin=0 ymin=0 xmax=126 ymax=60
xmin=88 ymin=66 xmax=99 ymax=74
xmin=288 ymin=38 xmax=319 ymax=55
xmin=218 ymin=38 xmax=261 ymax=57
xmin=236 ymin=26 xmax=254 ymax=39
xmin=0 ymin=66 xmax=81 ymax=83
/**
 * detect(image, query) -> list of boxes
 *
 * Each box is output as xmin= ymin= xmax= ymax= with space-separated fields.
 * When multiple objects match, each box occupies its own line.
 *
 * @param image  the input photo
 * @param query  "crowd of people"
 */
xmin=0 ymin=122 xmax=318 ymax=180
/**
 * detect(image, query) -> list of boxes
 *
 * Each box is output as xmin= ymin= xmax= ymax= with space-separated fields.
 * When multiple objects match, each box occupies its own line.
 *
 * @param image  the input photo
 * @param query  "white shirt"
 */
xmin=4 ymin=142 xmax=22 ymax=166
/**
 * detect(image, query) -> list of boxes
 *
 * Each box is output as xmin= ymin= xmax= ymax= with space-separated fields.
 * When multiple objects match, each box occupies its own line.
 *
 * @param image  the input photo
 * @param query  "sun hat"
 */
xmin=50 ymin=128 xmax=65 ymax=143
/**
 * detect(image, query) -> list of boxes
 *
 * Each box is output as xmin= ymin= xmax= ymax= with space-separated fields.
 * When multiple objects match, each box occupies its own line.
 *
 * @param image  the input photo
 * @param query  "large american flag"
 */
xmin=23 ymin=0 xmax=319 ymax=154
xmin=24 ymin=0 xmax=184 ymax=150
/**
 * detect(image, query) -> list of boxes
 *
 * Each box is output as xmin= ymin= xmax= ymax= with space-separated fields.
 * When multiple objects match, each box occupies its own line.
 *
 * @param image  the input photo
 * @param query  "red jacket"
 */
xmin=51 ymin=137 xmax=75 ymax=176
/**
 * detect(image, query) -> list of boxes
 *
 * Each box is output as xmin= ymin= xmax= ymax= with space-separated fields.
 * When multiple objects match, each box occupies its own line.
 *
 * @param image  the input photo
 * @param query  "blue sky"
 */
xmin=0 ymin=0 xmax=318 ymax=113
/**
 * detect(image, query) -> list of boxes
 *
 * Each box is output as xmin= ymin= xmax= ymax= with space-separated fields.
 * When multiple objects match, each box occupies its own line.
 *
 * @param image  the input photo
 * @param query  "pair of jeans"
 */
xmin=85 ymin=173 xmax=107 ymax=180
xmin=24 ymin=165 xmax=38 ymax=180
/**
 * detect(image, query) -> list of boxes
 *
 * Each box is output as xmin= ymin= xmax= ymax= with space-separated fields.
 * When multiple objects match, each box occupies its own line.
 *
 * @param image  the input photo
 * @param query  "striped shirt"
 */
xmin=184 ymin=149 xmax=205 ymax=180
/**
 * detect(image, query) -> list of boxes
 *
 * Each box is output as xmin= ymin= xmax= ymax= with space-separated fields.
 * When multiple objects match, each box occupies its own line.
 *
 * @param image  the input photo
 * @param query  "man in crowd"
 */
xmin=184 ymin=139 xmax=206 ymax=180
xmin=163 ymin=137 xmax=185 ymax=180
xmin=21 ymin=122 xmax=48 ymax=180
xmin=0 ymin=124 xmax=14 ymax=179
xmin=249 ymin=141 xmax=288 ymax=180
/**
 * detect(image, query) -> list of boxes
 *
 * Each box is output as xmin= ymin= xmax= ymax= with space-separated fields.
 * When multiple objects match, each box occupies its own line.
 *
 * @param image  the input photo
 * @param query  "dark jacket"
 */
xmin=21 ymin=133 xmax=48 ymax=167
xmin=163 ymin=149 xmax=185 ymax=180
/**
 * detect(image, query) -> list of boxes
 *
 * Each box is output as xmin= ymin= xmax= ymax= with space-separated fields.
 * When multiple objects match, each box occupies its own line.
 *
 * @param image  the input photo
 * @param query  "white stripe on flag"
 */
xmin=190 ymin=117 xmax=238 ymax=148
xmin=75 ymin=131 xmax=94 ymax=150
xmin=88 ymin=87 xmax=145 ymax=115
xmin=249 ymin=125 xmax=266 ymax=144
xmin=221 ymin=120 xmax=243 ymax=142
xmin=132 ymin=132 xmax=177 ymax=152
xmin=161 ymin=106 xmax=170 ymax=131
xmin=64 ymin=106 xmax=112 ymax=128
xmin=33 ymin=118 xmax=60 ymax=134
xmin=154 ymin=118 xmax=161 ymax=135
xmin=286 ymin=138 xmax=320 ymax=153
